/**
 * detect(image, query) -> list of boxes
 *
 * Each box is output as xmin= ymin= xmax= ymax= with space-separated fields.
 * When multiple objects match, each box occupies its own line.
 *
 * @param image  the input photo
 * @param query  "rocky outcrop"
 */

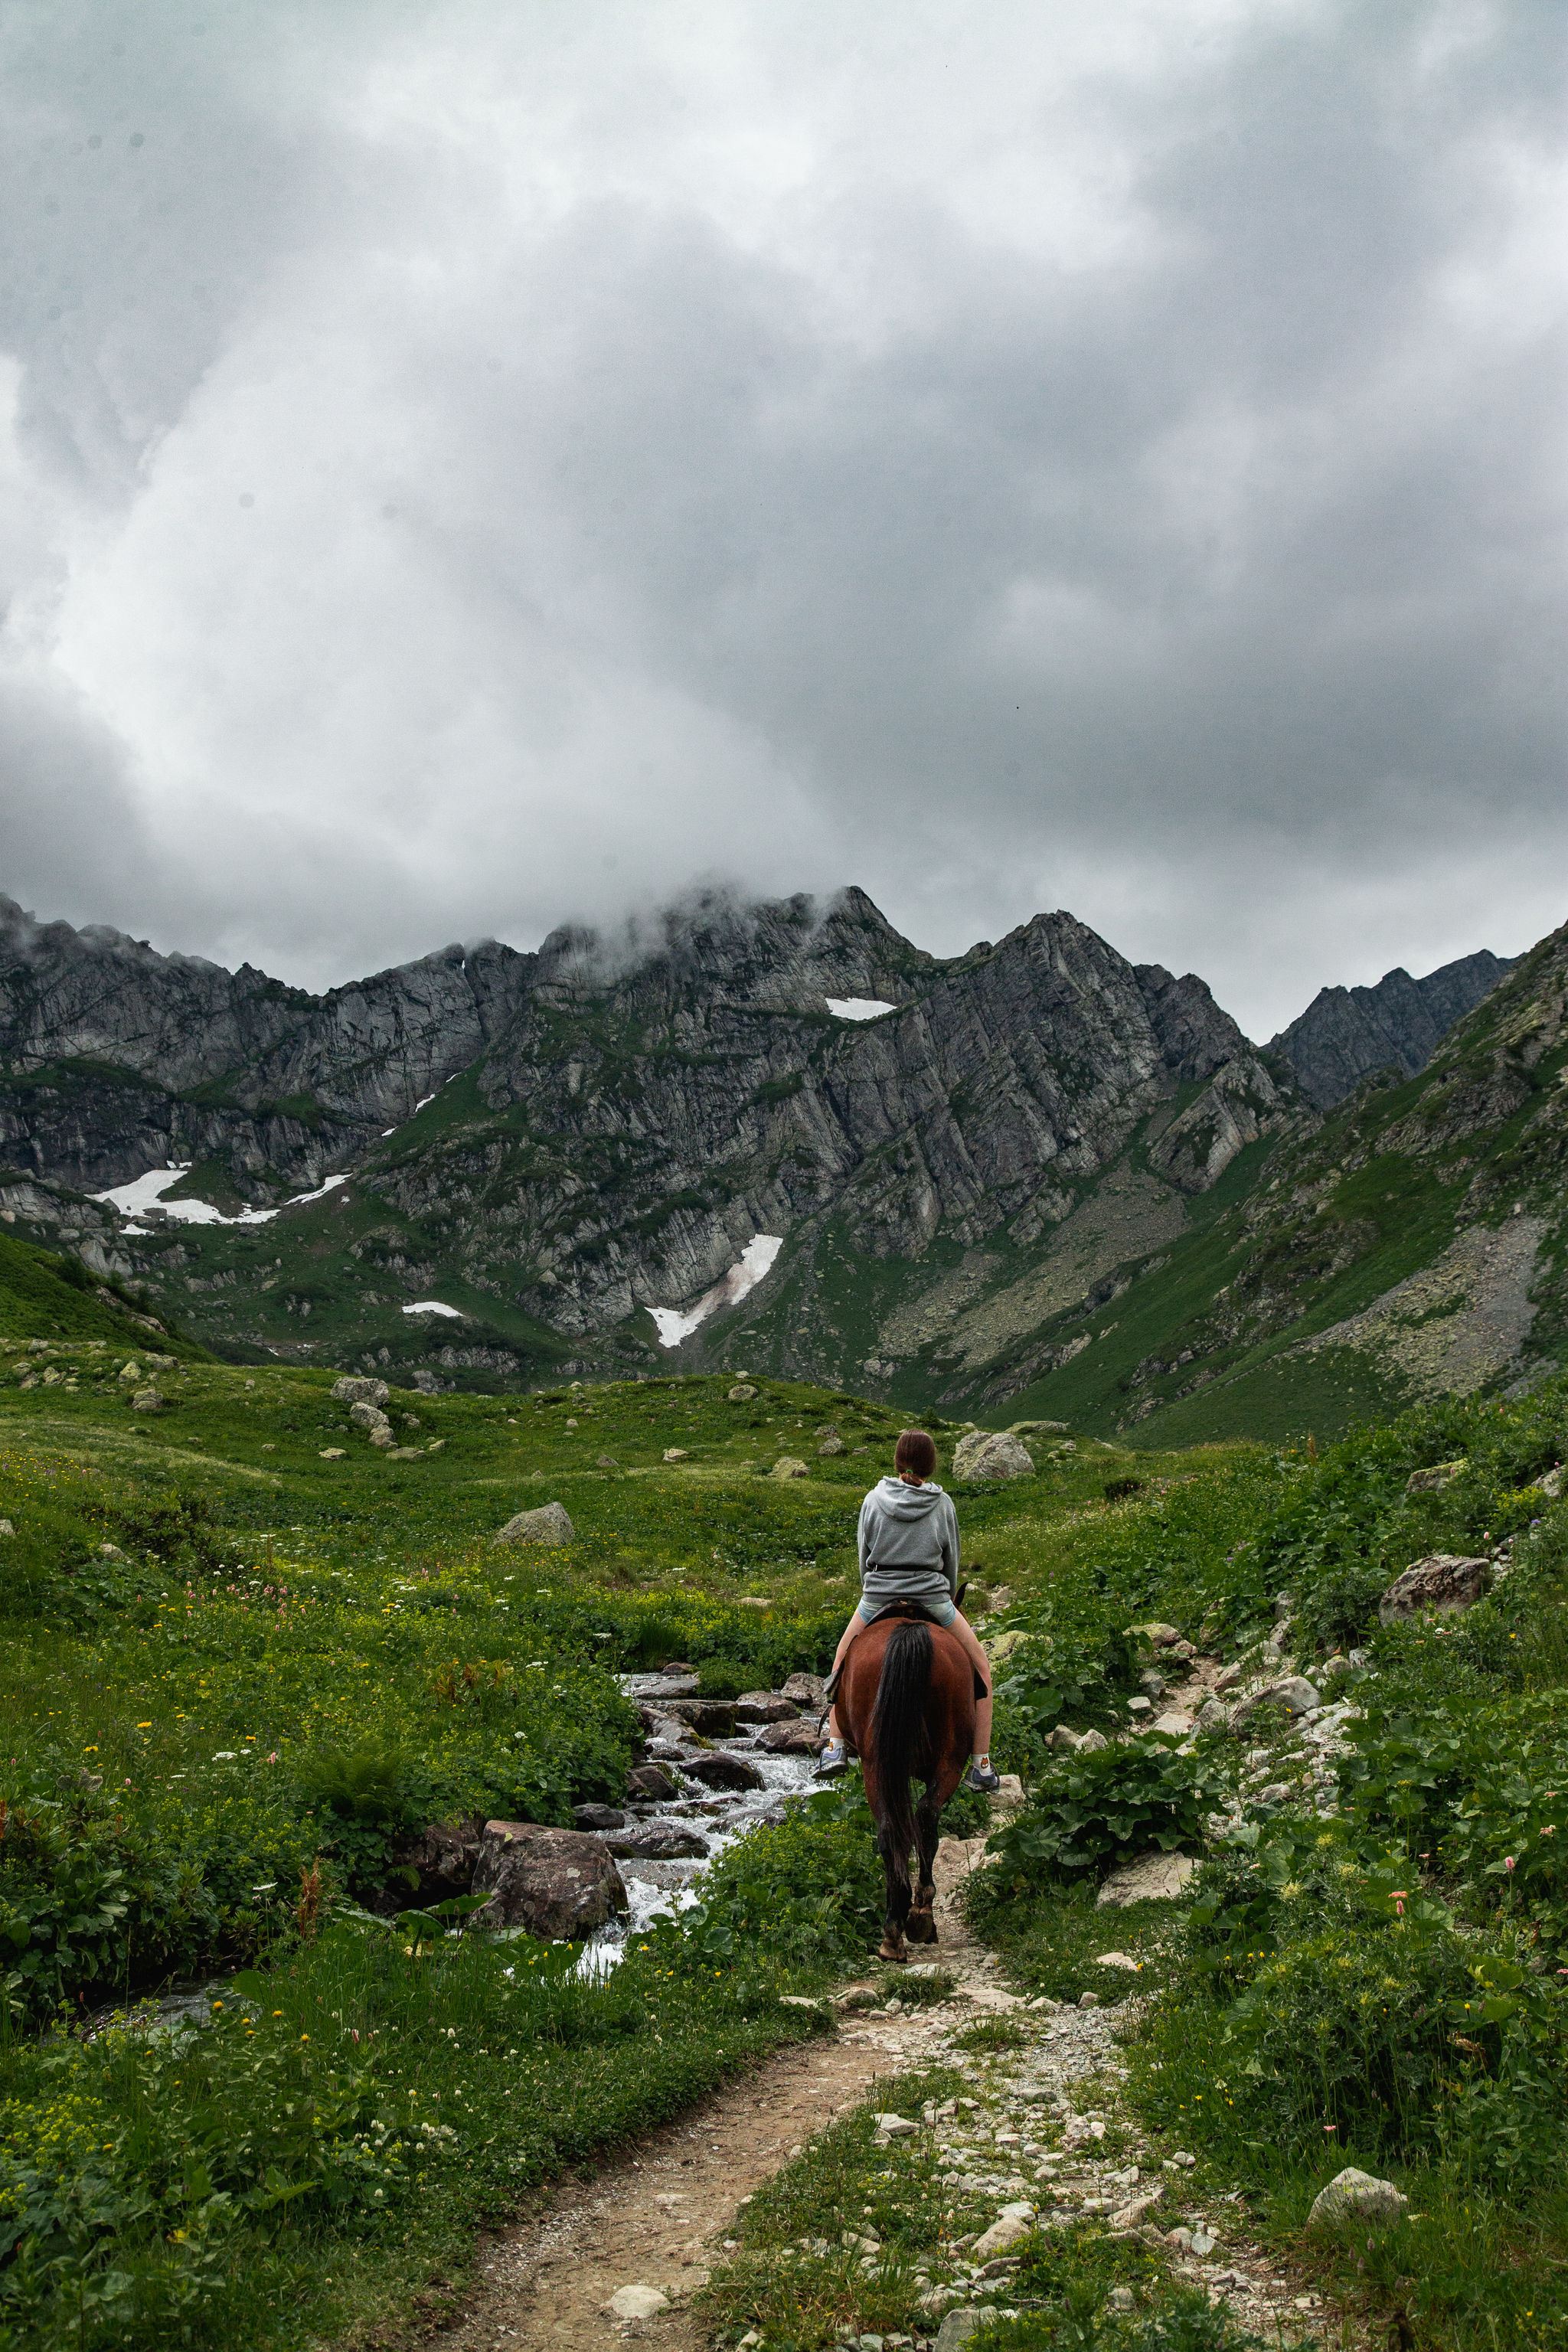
xmin=951 ymin=1430 xmax=1035 ymax=1482
xmin=1378 ymin=1553 xmax=1491 ymax=1623
xmin=1269 ymin=950 xmax=1514 ymax=1110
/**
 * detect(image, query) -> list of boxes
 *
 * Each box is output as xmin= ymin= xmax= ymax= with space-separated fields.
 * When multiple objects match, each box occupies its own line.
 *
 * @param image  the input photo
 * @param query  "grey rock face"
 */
xmin=1269 ymin=950 xmax=1514 ymax=1110
xmin=1378 ymin=1553 xmax=1491 ymax=1623
xmin=682 ymin=1750 xmax=766 ymax=1792
xmin=603 ymin=1821 xmax=709 ymax=1860
xmin=470 ymin=1820 xmax=627 ymax=1939
xmin=494 ymin=1501 xmax=575 ymax=1547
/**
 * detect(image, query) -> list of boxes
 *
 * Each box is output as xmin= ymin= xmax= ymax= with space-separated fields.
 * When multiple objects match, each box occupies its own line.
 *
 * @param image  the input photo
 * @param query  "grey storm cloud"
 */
xmin=0 ymin=0 xmax=1562 ymax=1037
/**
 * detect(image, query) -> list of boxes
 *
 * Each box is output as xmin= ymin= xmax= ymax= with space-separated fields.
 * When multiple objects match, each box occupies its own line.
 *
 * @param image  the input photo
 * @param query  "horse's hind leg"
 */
xmin=906 ymin=1795 xmax=942 ymax=1945
xmin=877 ymin=1824 xmax=913 ymax=1965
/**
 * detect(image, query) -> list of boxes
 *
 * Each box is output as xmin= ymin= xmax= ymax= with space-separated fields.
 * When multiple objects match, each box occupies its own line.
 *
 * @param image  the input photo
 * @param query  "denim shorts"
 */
xmin=856 ymin=1595 xmax=958 ymax=1630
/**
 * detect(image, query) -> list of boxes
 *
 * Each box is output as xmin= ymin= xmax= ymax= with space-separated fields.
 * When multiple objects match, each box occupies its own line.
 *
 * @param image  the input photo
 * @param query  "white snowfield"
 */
xmin=824 ymin=997 xmax=898 ymax=1021
xmin=648 ymin=1233 xmax=783 ymax=1348
xmin=92 ymin=1165 xmax=349 ymax=1228
xmin=401 ymin=1301 xmax=463 ymax=1318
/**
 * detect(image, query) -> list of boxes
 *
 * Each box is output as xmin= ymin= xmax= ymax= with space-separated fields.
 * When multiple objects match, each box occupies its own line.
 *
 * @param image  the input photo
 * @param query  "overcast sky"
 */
xmin=1 ymin=1 xmax=1563 ymax=1037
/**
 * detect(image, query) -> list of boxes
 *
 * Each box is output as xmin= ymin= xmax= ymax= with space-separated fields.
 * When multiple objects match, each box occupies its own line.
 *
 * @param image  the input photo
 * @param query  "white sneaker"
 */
xmin=814 ymin=1740 xmax=848 ymax=1779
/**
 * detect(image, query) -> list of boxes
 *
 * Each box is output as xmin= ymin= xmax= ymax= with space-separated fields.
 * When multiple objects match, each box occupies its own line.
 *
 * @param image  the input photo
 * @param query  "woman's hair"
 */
xmin=894 ymin=1427 xmax=937 ymax=1480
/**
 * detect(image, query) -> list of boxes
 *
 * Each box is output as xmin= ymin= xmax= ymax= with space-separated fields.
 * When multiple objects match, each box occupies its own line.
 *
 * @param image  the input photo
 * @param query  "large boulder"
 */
xmin=332 ymin=1376 xmax=389 ymax=1406
xmin=1379 ymin=1553 xmax=1491 ymax=1624
xmin=348 ymin=1400 xmax=390 ymax=1434
xmin=494 ymin=1501 xmax=576 ymax=1547
xmin=971 ymin=2202 xmax=1037 ymax=2257
xmin=626 ymin=1763 xmax=679 ymax=1801
xmin=1405 ymin=1460 xmax=1467 ymax=1495
xmin=735 ymin=1694 xmax=799 ymax=1724
xmin=470 ymin=1821 xmax=627 ymax=1939
xmin=683 ymin=1750 xmax=766 ymax=1792
xmin=1096 ymin=1851 xmax=1196 ymax=1908
xmin=771 ymin=1456 xmax=809 ymax=1479
xmin=1230 ymin=1676 xmax=1321 ymax=1727
xmin=395 ymin=1820 xmax=482 ymax=1904
xmin=781 ymin=1672 xmax=826 ymax=1708
xmin=952 ymin=1431 xmax=1035 ymax=1483
xmin=757 ymin=1720 xmax=828 ymax=1755
xmin=658 ymin=1699 xmax=737 ymax=1736
xmin=1308 ymin=2167 xmax=1409 ymax=2233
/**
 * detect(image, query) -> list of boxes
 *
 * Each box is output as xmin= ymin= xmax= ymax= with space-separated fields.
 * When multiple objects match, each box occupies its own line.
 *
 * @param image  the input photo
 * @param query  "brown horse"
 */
xmin=836 ymin=1612 xmax=980 ymax=1963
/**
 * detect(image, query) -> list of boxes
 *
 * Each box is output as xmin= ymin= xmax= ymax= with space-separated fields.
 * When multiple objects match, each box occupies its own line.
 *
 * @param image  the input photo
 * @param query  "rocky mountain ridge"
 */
xmin=1267 ymin=947 xmax=1514 ymax=1109
xmin=2 ymin=884 xmax=1556 ymax=1443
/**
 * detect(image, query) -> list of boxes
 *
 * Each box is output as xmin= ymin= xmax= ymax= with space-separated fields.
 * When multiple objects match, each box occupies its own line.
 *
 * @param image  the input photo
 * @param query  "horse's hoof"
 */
xmin=905 ymin=1907 xmax=936 ymax=1945
xmin=877 ymin=1939 xmax=907 ymax=1965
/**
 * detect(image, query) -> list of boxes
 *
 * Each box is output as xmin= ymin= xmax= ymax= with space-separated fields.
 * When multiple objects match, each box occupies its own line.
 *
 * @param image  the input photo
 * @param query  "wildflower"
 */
xmin=1504 ymin=1857 xmax=1516 ymax=1872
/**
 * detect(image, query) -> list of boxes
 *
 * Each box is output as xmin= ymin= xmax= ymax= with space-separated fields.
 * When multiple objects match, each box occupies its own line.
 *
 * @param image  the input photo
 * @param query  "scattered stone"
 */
xmin=1109 ymin=2184 xmax=1163 ymax=2229
xmin=781 ymin=1672 xmax=826 ymax=1707
xmin=319 ymin=1447 xmax=345 ymax=1459
xmin=1405 ymin=1459 xmax=1467 ymax=1494
xmin=597 ymin=1453 xmax=617 ymax=1467
xmin=1192 ymin=1697 xmax=1229 ymax=1731
xmin=972 ymin=2202 xmax=1036 ymax=2258
xmin=0 ymin=1520 xmax=11 ymax=1538
xmin=1231 ymin=1676 xmax=1321 ymax=1725
xmin=471 ymin=1820 xmax=628 ymax=1939
xmin=396 ymin=1820 xmax=482 ymax=1903
xmin=1096 ymin=1851 xmax=1195 ymax=1908
xmin=1047 ymin=1725 xmax=1080 ymax=1751
xmin=1094 ymin=1952 xmax=1141 ymax=1971
xmin=1532 ymin=1465 xmax=1563 ymax=1500
xmin=1106 ymin=2287 xmax=1135 ymax=2312
xmin=1131 ymin=1622 xmax=1184 ymax=1648
xmin=131 ymin=1387 xmax=164 ymax=1413
xmin=1078 ymin=1991 xmax=1100 ymax=2009
xmin=1378 ymin=1553 xmax=1491 ymax=1624
xmin=605 ymin=2285 xmax=668 ymax=2320
xmin=494 ymin=1501 xmax=575 ymax=1547
xmin=1307 ymin=2166 xmax=1409 ymax=2232
xmin=727 ymin=1383 xmax=757 ymax=1401
xmin=626 ymin=1764 xmax=679 ymax=1801
xmin=871 ymin=2113 xmax=918 ymax=2137
xmin=663 ymin=1447 xmax=689 ymax=1462
xmin=818 ymin=1436 xmax=846 ymax=1456
xmin=572 ymin=1803 xmax=626 ymax=1831
xmin=683 ymin=1750 xmax=766 ymax=1792
xmin=1214 ymin=1663 xmax=1246 ymax=1692
xmin=1148 ymin=1711 xmax=1193 ymax=1738
xmin=952 ymin=1431 xmax=1035 ymax=1483
xmin=348 ymin=1400 xmax=390 ymax=1433
xmin=1125 ymin=1696 xmax=1152 ymax=1715
xmin=771 ymin=1456 xmax=809 ymax=1478
xmin=934 ymin=2314 xmax=999 ymax=2352
xmin=332 ymin=1375 xmax=389 ymax=1405
xmin=1075 ymin=1727 xmax=1110 ymax=1754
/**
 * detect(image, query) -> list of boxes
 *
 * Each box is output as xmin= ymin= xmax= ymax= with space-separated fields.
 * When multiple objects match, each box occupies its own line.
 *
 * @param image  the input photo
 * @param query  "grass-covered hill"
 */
xmin=0 ymin=1337 xmax=1566 ymax=2349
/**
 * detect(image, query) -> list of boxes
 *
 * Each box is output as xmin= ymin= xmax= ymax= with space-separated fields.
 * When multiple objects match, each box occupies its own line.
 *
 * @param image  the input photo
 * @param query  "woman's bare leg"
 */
xmin=825 ymin=1609 xmax=863 ymax=1742
xmin=950 ymin=1610 xmax=994 ymax=1757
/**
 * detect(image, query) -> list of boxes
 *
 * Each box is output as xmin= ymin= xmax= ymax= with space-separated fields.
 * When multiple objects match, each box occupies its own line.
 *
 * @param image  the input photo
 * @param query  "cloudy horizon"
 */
xmin=1 ymin=0 xmax=1563 ymax=1037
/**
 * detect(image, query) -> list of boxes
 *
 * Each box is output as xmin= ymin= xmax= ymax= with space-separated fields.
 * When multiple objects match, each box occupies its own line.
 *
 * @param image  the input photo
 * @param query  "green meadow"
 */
xmin=0 ymin=1243 xmax=1565 ymax=2347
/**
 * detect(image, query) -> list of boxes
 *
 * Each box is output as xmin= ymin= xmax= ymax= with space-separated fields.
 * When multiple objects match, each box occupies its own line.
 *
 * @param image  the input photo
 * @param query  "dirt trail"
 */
xmin=422 ymin=1825 xmax=1338 ymax=2350
xmin=426 ymin=1835 xmax=1015 ymax=2352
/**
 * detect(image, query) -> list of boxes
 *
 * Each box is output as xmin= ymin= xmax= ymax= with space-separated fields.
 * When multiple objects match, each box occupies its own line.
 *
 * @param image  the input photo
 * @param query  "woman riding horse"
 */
xmin=815 ymin=1428 xmax=998 ymax=1792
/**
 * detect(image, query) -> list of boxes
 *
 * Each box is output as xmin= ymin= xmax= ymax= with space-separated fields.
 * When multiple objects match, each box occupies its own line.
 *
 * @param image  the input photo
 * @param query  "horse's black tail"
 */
xmin=871 ymin=1621 xmax=932 ymax=1861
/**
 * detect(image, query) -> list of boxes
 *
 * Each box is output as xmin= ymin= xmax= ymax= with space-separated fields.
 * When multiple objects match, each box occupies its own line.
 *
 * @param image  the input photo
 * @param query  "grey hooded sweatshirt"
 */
xmin=856 ymin=1476 xmax=960 ymax=1618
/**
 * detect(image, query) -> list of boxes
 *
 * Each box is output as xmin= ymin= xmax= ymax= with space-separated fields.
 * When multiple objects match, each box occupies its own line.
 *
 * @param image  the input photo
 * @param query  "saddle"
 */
xmin=821 ymin=1583 xmax=970 ymax=1713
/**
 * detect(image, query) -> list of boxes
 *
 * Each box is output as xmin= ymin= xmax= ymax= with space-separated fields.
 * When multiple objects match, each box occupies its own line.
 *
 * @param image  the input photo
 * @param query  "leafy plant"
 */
xmin=983 ymin=1737 xmax=1229 ymax=1886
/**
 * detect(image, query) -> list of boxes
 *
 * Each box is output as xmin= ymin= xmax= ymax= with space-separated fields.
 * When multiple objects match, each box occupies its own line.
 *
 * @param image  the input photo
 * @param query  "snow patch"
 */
xmin=825 ymin=997 xmax=897 ymax=1021
xmin=401 ymin=1300 xmax=464 ymax=1318
xmin=648 ymin=1234 xmax=783 ymax=1348
xmin=92 ymin=1165 xmax=348 ymax=1228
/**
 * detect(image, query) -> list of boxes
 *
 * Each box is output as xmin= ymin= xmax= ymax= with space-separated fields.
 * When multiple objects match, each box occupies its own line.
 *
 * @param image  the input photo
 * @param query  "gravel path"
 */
xmin=417 ymin=1824 xmax=1340 ymax=2351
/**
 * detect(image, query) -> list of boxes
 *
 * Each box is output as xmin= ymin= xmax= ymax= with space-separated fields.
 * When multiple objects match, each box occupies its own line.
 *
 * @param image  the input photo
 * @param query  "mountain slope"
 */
xmin=1269 ymin=947 xmax=1514 ymax=1109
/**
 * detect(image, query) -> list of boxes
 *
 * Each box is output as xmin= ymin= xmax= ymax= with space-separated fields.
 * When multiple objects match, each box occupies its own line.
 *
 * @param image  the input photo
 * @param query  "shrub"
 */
xmin=982 ymin=1736 xmax=1230 ymax=1888
xmin=650 ymin=1790 xmax=883 ymax=1983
